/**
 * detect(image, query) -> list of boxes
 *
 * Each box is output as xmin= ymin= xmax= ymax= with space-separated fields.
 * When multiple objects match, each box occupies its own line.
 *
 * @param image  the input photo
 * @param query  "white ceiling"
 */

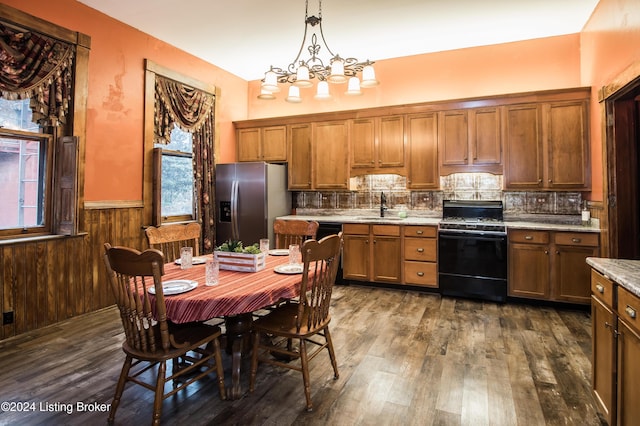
xmin=77 ymin=0 xmax=599 ymax=81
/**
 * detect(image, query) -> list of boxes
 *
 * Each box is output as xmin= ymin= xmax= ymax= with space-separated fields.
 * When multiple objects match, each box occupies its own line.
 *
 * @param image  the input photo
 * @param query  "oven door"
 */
xmin=438 ymin=230 xmax=507 ymax=302
xmin=438 ymin=231 xmax=507 ymax=279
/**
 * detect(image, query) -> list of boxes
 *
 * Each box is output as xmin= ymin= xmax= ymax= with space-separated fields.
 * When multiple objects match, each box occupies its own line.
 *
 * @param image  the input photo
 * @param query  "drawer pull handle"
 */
xmin=626 ymin=305 xmax=637 ymax=319
xmin=596 ymin=284 xmax=605 ymax=294
xmin=417 ymin=248 xmax=424 ymax=253
xmin=524 ymin=235 xmax=533 ymax=240
xmin=605 ymin=321 xmax=613 ymax=329
xmin=416 ymin=230 xmax=424 ymax=235
xmin=417 ymin=272 xmax=424 ymax=277
xmin=572 ymin=238 xmax=581 ymax=243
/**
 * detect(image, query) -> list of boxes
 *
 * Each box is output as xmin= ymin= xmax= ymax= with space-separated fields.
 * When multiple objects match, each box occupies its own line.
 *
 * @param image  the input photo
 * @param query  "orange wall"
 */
xmin=581 ymin=0 xmax=640 ymax=202
xmin=3 ymin=0 xmax=248 ymax=202
xmin=247 ymin=34 xmax=582 ymax=119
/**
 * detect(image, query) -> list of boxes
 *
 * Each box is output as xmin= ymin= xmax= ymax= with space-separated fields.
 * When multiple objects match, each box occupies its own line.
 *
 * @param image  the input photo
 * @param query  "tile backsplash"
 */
xmin=294 ymin=172 xmax=583 ymax=216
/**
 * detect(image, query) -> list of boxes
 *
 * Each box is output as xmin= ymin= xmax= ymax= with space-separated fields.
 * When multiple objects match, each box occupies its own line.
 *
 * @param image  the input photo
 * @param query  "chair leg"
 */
xmin=152 ymin=361 xmax=167 ymax=426
xmin=108 ymin=355 xmax=133 ymax=425
xmin=249 ymin=330 xmax=261 ymax=393
xmin=212 ymin=338 xmax=227 ymax=400
xmin=324 ymin=327 xmax=339 ymax=379
xmin=299 ymin=338 xmax=313 ymax=412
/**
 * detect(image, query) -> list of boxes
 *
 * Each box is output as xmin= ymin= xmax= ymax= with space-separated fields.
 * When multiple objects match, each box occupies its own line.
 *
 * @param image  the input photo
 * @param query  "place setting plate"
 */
xmin=274 ymin=264 xmax=305 ymax=275
xmin=268 ymin=249 xmax=289 ymax=256
xmin=174 ymin=256 xmax=208 ymax=265
xmin=148 ymin=280 xmax=198 ymax=295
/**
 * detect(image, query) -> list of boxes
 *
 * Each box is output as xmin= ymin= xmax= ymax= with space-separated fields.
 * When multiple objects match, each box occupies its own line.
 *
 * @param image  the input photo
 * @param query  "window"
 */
xmin=0 ymin=98 xmax=52 ymax=233
xmin=154 ymin=124 xmax=195 ymax=221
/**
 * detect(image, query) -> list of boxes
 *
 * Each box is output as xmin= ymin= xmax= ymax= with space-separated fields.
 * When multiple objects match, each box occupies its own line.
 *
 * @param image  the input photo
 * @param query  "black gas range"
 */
xmin=438 ymin=200 xmax=508 ymax=303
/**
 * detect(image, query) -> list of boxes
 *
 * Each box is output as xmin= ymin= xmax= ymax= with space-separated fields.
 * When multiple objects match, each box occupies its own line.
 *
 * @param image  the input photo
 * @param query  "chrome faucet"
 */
xmin=380 ymin=191 xmax=388 ymax=217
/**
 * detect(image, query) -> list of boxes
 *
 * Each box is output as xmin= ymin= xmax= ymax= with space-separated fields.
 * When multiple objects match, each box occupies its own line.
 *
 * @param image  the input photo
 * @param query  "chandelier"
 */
xmin=258 ymin=0 xmax=379 ymax=102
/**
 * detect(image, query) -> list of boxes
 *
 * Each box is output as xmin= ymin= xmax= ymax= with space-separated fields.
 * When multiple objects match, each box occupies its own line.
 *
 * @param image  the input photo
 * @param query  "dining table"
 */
xmin=154 ymin=252 xmax=304 ymax=399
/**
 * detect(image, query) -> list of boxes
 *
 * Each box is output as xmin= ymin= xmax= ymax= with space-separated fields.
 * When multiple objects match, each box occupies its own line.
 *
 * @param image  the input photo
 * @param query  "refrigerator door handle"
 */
xmin=231 ymin=180 xmax=239 ymax=240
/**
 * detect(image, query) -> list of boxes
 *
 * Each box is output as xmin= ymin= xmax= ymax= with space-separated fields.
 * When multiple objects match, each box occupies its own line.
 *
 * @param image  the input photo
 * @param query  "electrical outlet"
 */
xmin=3 ymin=311 xmax=14 ymax=325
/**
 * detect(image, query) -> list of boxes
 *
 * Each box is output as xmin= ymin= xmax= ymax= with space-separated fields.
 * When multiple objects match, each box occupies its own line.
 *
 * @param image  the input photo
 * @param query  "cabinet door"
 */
xmin=617 ymin=319 xmax=640 ymax=426
xmin=591 ymin=295 xmax=615 ymax=426
xmin=372 ymin=235 xmax=401 ymax=282
xmin=237 ymin=128 xmax=261 ymax=162
xmin=471 ymin=107 xmax=502 ymax=166
xmin=504 ymin=104 xmax=543 ymax=189
xmin=439 ymin=110 xmax=469 ymax=169
xmin=407 ymin=113 xmax=439 ymax=189
xmin=378 ymin=115 xmax=405 ymax=168
xmin=546 ymin=101 xmax=589 ymax=189
xmin=350 ymin=118 xmax=375 ymax=169
xmin=508 ymin=242 xmax=550 ymax=299
xmin=342 ymin=234 xmax=369 ymax=281
xmin=553 ymin=244 xmax=599 ymax=304
xmin=288 ymin=124 xmax=312 ymax=190
xmin=261 ymin=125 xmax=287 ymax=161
xmin=313 ymin=121 xmax=349 ymax=189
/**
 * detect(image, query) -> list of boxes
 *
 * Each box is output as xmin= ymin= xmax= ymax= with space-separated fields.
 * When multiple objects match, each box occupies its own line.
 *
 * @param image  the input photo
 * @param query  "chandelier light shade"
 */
xmin=259 ymin=0 xmax=379 ymax=102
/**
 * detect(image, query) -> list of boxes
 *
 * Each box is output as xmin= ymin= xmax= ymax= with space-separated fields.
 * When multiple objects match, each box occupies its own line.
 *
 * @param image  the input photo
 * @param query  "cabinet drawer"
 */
xmin=404 ymin=238 xmax=437 ymax=261
xmin=618 ymin=285 xmax=640 ymax=335
xmin=372 ymin=225 xmax=400 ymax=236
xmin=591 ymin=269 xmax=614 ymax=308
xmin=509 ymin=229 xmax=549 ymax=244
xmin=404 ymin=225 xmax=437 ymax=238
xmin=404 ymin=261 xmax=437 ymax=287
xmin=554 ymin=232 xmax=599 ymax=247
xmin=343 ymin=223 xmax=369 ymax=235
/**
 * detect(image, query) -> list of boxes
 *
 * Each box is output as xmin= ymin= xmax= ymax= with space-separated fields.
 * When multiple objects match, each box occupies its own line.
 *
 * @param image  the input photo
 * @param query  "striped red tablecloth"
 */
xmin=156 ymin=254 xmax=301 ymax=323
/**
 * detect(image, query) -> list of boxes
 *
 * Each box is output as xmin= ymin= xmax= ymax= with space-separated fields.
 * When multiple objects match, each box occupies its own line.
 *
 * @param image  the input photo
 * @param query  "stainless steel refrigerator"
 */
xmin=215 ymin=162 xmax=291 ymax=247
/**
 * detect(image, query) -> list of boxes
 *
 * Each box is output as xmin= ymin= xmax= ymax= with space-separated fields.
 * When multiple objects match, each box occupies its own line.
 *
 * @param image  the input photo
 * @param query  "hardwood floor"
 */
xmin=0 ymin=284 xmax=605 ymax=425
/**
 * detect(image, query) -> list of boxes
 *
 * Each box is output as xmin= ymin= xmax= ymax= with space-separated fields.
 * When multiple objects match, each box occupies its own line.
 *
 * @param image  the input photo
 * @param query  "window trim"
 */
xmin=153 ymin=146 xmax=196 ymax=223
xmin=0 ymin=4 xmax=90 ymax=240
xmin=0 ymin=128 xmax=53 ymax=237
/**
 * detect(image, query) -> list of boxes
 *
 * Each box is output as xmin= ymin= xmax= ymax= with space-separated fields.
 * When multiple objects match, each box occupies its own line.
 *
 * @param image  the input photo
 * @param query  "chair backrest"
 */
xmin=145 ymin=222 xmax=201 ymax=261
xmin=297 ymin=232 xmax=343 ymax=332
xmin=273 ymin=219 xmax=319 ymax=250
xmin=103 ymin=243 xmax=171 ymax=354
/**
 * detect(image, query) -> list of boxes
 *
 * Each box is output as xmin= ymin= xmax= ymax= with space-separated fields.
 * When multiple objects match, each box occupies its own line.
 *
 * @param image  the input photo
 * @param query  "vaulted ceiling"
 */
xmin=77 ymin=0 xmax=599 ymax=81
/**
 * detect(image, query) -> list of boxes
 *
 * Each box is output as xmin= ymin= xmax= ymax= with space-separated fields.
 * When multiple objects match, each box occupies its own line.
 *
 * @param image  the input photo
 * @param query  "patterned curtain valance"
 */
xmin=154 ymin=75 xmax=215 ymax=145
xmin=0 ymin=23 xmax=74 ymax=126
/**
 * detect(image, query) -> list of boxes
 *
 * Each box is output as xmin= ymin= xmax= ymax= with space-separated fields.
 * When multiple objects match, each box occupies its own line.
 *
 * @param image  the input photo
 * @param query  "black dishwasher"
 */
xmin=317 ymin=222 xmax=344 ymax=284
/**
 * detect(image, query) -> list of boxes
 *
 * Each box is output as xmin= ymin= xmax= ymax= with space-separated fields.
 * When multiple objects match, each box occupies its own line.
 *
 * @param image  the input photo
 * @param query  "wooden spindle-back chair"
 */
xmin=145 ymin=222 xmax=201 ymax=261
xmin=273 ymin=219 xmax=319 ymax=249
xmin=103 ymin=243 xmax=225 ymax=425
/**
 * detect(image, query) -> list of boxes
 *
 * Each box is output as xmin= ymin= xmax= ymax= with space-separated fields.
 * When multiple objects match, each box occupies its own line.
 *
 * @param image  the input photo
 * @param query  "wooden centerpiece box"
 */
xmin=214 ymin=250 xmax=266 ymax=272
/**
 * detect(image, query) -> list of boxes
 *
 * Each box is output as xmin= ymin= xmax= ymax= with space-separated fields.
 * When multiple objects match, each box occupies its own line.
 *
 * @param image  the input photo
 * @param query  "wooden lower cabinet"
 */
xmin=591 ymin=269 xmax=640 ymax=426
xmin=342 ymin=224 xmax=401 ymax=283
xmin=403 ymin=225 xmax=437 ymax=287
xmin=508 ymin=229 xmax=598 ymax=304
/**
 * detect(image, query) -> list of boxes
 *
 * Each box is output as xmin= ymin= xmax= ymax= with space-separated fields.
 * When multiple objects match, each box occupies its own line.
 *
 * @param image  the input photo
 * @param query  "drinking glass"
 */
xmin=260 ymin=238 xmax=270 ymax=253
xmin=288 ymin=244 xmax=301 ymax=265
xmin=180 ymin=246 xmax=193 ymax=270
xmin=205 ymin=259 xmax=219 ymax=286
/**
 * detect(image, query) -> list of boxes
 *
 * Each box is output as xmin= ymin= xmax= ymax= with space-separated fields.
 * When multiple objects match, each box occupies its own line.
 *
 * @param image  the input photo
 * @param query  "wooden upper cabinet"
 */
xmin=504 ymin=104 xmax=544 ymax=189
xmin=350 ymin=115 xmax=404 ymax=174
xmin=313 ymin=121 xmax=349 ymax=190
xmin=288 ymin=123 xmax=312 ymax=190
xmin=237 ymin=125 xmax=286 ymax=162
xmin=438 ymin=107 xmax=502 ymax=174
xmin=350 ymin=118 xmax=376 ymax=168
xmin=505 ymin=96 xmax=590 ymax=191
xmin=545 ymin=100 xmax=589 ymax=189
xmin=438 ymin=110 xmax=468 ymax=169
xmin=407 ymin=113 xmax=439 ymax=189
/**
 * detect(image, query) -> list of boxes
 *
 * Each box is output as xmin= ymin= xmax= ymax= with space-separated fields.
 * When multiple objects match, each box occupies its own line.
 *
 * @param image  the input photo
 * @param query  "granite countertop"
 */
xmin=586 ymin=258 xmax=640 ymax=297
xmin=279 ymin=211 xmax=600 ymax=232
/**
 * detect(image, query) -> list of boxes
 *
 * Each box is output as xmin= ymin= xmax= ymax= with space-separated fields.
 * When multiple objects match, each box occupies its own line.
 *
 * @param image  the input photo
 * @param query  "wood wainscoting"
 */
xmin=0 ymin=205 xmax=146 ymax=341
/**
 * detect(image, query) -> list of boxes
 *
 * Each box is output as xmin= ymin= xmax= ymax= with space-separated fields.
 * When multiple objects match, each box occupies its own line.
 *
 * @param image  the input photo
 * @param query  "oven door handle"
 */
xmin=439 ymin=232 xmax=506 ymax=242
